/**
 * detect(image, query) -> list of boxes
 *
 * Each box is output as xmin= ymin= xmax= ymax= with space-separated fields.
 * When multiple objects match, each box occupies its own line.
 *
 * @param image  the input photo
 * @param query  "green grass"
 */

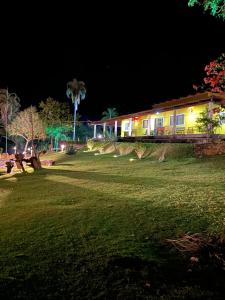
xmin=1 ymin=151 xmax=225 ymax=299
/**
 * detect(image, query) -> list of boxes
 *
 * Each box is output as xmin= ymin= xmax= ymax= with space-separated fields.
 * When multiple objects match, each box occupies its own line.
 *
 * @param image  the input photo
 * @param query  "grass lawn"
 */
xmin=1 ymin=151 xmax=225 ymax=299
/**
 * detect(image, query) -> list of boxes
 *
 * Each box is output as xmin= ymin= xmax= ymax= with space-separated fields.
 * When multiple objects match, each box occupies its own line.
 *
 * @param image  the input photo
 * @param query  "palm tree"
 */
xmin=102 ymin=107 xmax=118 ymax=120
xmin=101 ymin=107 xmax=118 ymax=137
xmin=66 ymin=79 xmax=86 ymax=141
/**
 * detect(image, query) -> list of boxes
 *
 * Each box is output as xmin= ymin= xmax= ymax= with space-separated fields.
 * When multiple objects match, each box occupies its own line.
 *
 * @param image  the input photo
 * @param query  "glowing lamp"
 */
xmin=97 ymin=134 xmax=103 ymax=139
xmin=61 ymin=144 xmax=65 ymax=152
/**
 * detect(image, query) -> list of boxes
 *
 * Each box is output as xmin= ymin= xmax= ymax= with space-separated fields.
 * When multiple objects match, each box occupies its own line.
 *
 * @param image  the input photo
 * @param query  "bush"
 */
xmin=65 ymin=141 xmax=77 ymax=155
xmin=115 ymin=143 xmax=135 ymax=156
xmin=66 ymin=146 xmax=77 ymax=155
xmin=134 ymin=142 xmax=151 ymax=159
xmin=99 ymin=142 xmax=116 ymax=154
xmin=87 ymin=139 xmax=95 ymax=151
xmin=149 ymin=143 xmax=194 ymax=160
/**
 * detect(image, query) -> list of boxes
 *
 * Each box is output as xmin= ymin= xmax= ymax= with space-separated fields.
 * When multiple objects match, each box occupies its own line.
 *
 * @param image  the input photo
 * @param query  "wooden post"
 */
xmin=114 ymin=120 xmax=118 ymax=137
xmin=103 ymin=123 xmax=106 ymax=137
xmin=208 ymin=100 xmax=213 ymax=134
xmin=173 ymin=110 xmax=176 ymax=135
xmin=93 ymin=125 xmax=97 ymax=139
xmin=128 ymin=118 xmax=132 ymax=136
xmin=147 ymin=118 xmax=151 ymax=136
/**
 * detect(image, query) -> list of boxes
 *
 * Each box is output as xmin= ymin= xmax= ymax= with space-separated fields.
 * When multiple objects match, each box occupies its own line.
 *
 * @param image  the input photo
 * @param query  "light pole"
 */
xmin=5 ymin=89 xmax=8 ymax=154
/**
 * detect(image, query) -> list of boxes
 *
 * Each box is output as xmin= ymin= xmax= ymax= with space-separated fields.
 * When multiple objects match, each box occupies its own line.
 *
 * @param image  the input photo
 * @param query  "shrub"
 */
xmin=116 ymin=143 xmax=135 ymax=156
xmin=149 ymin=143 xmax=195 ymax=160
xmin=66 ymin=146 xmax=77 ymax=155
xmin=99 ymin=142 xmax=116 ymax=154
xmin=87 ymin=139 xmax=95 ymax=151
xmin=134 ymin=142 xmax=148 ymax=159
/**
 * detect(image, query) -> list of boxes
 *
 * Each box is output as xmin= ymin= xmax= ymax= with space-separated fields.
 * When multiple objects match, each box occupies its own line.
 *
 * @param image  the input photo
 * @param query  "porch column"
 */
xmin=114 ymin=120 xmax=118 ymax=137
xmin=93 ymin=124 xmax=97 ymax=139
xmin=128 ymin=118 xmax=132 ymax=136
xmin=173 ymin=110 xmax=176 ymax=135
xmin=103 ymin=123 xmax=106 ymax=137
xmin=208 ymin=100 xmax=213 ymax=134
xmin=147 ymin=118 xmax=151 ymax=136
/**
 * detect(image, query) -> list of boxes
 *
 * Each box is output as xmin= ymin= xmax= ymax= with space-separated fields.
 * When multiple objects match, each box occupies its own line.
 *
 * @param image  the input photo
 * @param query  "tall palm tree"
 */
xmin=66 ymin=79 xmax=86 ymax=141
xmin=101 ymin=107 xmax=118 ymax=137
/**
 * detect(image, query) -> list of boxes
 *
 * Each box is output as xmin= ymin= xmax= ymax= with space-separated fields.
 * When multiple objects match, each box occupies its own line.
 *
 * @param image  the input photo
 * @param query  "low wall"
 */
xmin=195 ymin=140 xmax=225 ymax=158
xmin=0 ymin=153 xmax=15 ymax=159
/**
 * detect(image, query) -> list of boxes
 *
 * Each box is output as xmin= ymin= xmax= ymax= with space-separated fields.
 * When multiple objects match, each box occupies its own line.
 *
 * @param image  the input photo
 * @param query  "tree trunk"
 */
xmin=24 ymin=140 xmax=29 ymax=153
xmin=73 ymin=101 xmax=77 ymax=141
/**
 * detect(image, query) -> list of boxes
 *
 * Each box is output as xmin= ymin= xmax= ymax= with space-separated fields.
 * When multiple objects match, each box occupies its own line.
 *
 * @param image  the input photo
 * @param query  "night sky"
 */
xmin=0 ymin=1 xmax=225 ymax=120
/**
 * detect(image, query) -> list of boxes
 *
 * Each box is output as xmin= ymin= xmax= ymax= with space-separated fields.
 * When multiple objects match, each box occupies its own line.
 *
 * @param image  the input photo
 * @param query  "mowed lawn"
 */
xmin=1 ymin=151 xmax=225 ymax=299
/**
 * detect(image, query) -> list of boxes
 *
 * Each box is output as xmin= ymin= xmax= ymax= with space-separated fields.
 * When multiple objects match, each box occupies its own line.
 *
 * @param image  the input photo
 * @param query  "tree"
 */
xmin=203 ymin=53 xmax=225 ymax=93
xmin=39 ymin=97 xmax=71 ymax=125
xmin=101 ymin=107 xmax=118 ymax=137
xmin=39 ymin=97 xmax=72 ymax=149
xmin=101 ymin=107 xmax=118 ymax=120
xmin=66 ymin=79 xmax=86 ymax=141
xmin=0 ymin=89 xmax=20 ymax=152
xmin=8 ymin=106 xmax=45 ymax=153
xmin=188 ymin=0 xmax=225 ymax=19
xmin=193 ymin=53 xmax=225 ymax=93
xmin=196 ymin=108 xmax=223 ymax=134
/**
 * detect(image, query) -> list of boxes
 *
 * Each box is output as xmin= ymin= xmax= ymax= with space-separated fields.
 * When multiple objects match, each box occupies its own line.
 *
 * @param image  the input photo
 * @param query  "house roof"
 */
xmin=152 ymin=92 xmax=222 ymax=110
xmin=91 ymin=92 xmax=225 ymax=125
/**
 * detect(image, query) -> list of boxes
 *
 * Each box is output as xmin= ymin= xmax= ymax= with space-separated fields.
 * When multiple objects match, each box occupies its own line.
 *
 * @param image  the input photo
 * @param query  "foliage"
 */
xmin=203 ymin=53 xmax=225 ymax=92
xmin=76 ymin=123 xmax=93 ymax=141
xmin=101 ymin=107 xmax=118 ymax=120
xmin=45 ymin=124 xmax=72 ymax=149
xmin=39 ymin=97 xmax=72 ymax=125
xmin=188 ymin=0 xmax=225 ymax=19
xmin=134 ymin=142 xmax=149 ymax=159
xmin=193 ymin=53 xmax=225 ymax=93
xmin=116 ymin=142 xmax=135 ymax=155
xmin=0 ymin=89 xmax=20 ymax=128
xmin=66 ymin=79 xmax=86 ymax=105
xmin=66 ymin=146 xmax=77 ymax=155
xmin=100 ymin=142 xmax=117 ymax=154
xmin=195 ymin=109 xmax=222 ymax=134
xmin=8 ymin=106 xmax=45 ymax=151
xmin=87 ymin=139 xmax=95 ymax=151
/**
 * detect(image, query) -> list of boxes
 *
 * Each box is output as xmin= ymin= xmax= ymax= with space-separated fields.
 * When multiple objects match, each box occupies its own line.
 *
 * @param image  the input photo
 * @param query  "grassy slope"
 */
xmin=1 ymin=152 xmax=225 ymax=299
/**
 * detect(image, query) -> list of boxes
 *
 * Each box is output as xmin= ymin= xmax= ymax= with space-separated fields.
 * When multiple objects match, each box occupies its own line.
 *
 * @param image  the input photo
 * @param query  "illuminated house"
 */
xmin=92 ymin=92 xmax=225 ymax=139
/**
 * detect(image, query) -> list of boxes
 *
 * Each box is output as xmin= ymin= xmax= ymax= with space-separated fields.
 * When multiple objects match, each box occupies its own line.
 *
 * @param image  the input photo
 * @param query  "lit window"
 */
xmin=142 ymin=119 xmax=148 ymax=128
xmin=170 ymin=114 xmax=184 ymax=126
xmin=155 ymin=118 xmax=163 ymax=127
xmin=124 ymin=122 xmax=130 ymax=131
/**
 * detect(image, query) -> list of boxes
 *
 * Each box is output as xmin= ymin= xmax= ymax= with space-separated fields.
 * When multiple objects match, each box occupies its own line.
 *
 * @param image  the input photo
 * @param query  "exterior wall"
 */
xmin=120 ymin=102 xmax=225 ymax=137
xmin=195 ymin=140 xmax=225 ymax=157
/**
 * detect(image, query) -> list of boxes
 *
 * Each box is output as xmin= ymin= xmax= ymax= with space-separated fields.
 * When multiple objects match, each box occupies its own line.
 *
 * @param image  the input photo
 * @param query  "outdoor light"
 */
xmin=129 ymin=158 xmax=135 ymax=162
xmin=113 ymin=155 xmax=118 ymax=158
xmin=156 ymin=112 xmax=159 ymax=115
xmin=97 ymin=134 xmax=102 ymax=139
xmin=61 ymin=144 xmax=65 ymax=152
xmin=13 ymin=146 xmax=17 ymax=154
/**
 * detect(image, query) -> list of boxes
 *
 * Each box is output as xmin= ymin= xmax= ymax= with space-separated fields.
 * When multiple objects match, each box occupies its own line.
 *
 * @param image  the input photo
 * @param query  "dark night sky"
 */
xmin=0 ymin=1 xmax=225 ymax=120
